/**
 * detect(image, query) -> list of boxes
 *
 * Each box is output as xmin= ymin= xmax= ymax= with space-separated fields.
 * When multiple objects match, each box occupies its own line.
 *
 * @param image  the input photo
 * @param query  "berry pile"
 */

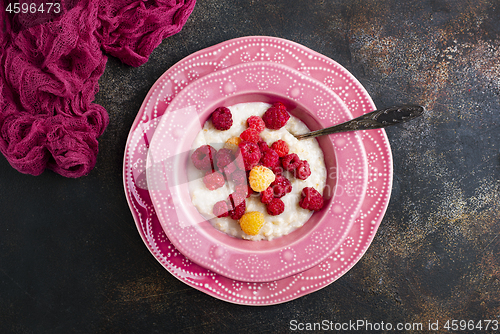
xmin=191 ymin=103 xmax=325 ymax=237
xmin=271 ymin=140 xmax=289 ymax=157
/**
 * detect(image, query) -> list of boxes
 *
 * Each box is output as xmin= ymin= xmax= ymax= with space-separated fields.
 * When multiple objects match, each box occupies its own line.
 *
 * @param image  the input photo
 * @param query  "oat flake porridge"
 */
xmin=188 ymin=102 xmax=327 ymax=241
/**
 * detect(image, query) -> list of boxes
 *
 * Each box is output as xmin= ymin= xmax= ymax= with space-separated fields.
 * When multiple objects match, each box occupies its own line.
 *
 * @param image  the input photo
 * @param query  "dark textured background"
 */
xmin=1 ymin=0 xmax=499 ymax=333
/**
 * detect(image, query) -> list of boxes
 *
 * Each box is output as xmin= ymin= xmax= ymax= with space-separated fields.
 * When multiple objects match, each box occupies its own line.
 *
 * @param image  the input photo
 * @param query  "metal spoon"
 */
xmin=294 ymin=105 xmax=425 ymax=140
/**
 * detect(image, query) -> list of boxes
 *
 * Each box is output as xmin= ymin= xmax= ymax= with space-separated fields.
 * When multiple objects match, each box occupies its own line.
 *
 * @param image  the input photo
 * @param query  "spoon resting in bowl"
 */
xmin=294 ymin=105 xmax=425 ymax=140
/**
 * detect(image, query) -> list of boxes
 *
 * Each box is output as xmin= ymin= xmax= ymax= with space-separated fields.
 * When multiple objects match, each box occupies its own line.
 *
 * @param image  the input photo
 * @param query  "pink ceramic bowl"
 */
xmin=146 ymin=62 xmax=368 ymax=282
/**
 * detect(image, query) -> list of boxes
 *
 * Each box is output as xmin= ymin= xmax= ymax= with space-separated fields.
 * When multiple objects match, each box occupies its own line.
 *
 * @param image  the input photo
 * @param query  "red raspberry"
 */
xmin=271 ymin=140 xmax=289 ymax=157
xmin=294 ymin=160 xmax=311 ymax=180
xmin=257 ymin=140 xmax=269 ymax=152
xmin=260 ymin=187 xmax=274 ymax=204
xmin=229 ymin=201 xmax=246 ymax=220
xmin=191 ymin=145 xmax=216 ymax=170
xmin=260 ymin=148 xmax=280 ymax=168
xmin=266 ymin=198 xmax=285 ymax=216
xmin=235 ymin=184 xmax=252 ymax=198
xmin=238 ymin=141 xmax=262 ymax=170
xmin=203 ymin=171 xmax=225 ymax=190
xmin=233 ymin=151 xmax=245 ymax=170
xmin=272 ymin=167 xmax=283 ymax=175
xmin=213 ymin=200 xmax=229 ymax=218
xmin=272 ymin=102 xmax=287 ymax=110
xmin=223 ymin=151 xmax=245 ymax=173
xmin=272 ymin=164 xmax=284 ymax=176
xmin=270 ymin=175 xmax=292 ymax=198
xmin=229 ymin=169 xmax=246 ymax=185
xmin=216 ymin=148 xmax=235 ymax=170
xmin=240 ymin=128 xmax=260 ymax=143
xmin=228 ymin=191 xmax=246 ymax=208
xmin=299 ymin=187 xmax=324 ymax=211
xmin=211 ymin=107 xmax=233 ymax=130
xmin=247 ymin=116 xmax=265 ymax=133
xmin=262 ymin=105 xmax=290 ymax=129
xmin=281 ymin=153 xmax=301 ymax=172
xmin=222 ymin=162 xmax=237 ymax=176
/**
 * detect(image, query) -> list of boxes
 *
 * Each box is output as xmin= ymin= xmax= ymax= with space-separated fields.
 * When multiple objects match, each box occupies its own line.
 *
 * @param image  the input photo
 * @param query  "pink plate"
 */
xmin=146 ymin=61 xmax=367 ymax=282
xmin=123 ymin=36 xmax=392 ymax=304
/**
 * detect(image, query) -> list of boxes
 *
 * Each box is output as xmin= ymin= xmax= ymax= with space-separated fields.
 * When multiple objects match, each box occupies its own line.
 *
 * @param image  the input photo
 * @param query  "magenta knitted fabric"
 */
xmin=0 ymin=0 xmax=195 ymax=177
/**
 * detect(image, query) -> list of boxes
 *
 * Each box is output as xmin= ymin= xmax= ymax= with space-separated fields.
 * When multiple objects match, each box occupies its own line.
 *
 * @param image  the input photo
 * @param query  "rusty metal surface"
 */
xmin=1 ymin=0 xmax=499 ymax=332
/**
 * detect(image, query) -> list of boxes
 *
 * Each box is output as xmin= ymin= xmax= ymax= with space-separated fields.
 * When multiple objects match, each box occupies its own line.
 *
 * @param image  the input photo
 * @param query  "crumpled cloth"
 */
xmin=0 ymin=0 xmax=195 ymax=177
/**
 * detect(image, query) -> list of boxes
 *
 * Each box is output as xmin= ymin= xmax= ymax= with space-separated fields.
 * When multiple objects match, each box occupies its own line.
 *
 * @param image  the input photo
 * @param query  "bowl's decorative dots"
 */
xmin=274 ymin=52 xmax=285 ymax=63
xmin=234 ymin=258 xmax=245 ymax=269
xmin=323 ymin=227 xmax=335 ymax=238
xmin=312 ymin=231 xmax=323 ymax=244
xmin=187 ymin=69 xmax=200 ymax=81
xmin=268 ymin=74 xmax=280 ymax=86
xmin=368 ymin=152 xmax=379 ymax=164
xmin=210 ymin=245 xmax=226 ymax=260
xmin=305 ymin=244 xmax=316 ymax=255
xmin=181 ymin=256 xmax=192 ymax=267
xmin=221 ymin=81 xmax=236 ymax=95
xmin=287 ymin=86 xmax=303 ymax=99
xmin=334 ymin=136 xmax=347 ymax=149
xmin=319 ymin=261 xmax=331 ymax=272
xmin=172 ymin=127 xmax=184 ymax=139
xmin=232 ymin=281 xmax=243 ymax=291
xmin=323 ymin=76 xmax=335 ymax=88
xmin=280 ymin=248 xmax=296 ymax=263
xmin=343 ymin=236 xmax=355 ymax=247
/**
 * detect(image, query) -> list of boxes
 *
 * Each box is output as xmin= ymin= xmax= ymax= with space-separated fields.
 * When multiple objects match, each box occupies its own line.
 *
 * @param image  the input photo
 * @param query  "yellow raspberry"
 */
xmin=239 ymin=211 xmax=265 ymax=236
xmin=224 ymin=136 xmax=242 ymax=151
xmin=249 ymin=165 xmax=275 ymax=192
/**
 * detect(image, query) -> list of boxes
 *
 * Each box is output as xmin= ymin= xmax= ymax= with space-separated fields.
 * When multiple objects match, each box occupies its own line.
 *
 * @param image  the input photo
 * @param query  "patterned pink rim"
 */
xmin=123 ymin=36 xmax=392 ymax=305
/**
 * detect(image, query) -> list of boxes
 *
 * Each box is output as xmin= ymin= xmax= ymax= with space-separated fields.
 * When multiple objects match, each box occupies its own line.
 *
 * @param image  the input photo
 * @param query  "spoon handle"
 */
xmin=295 ymin=105 xmax=425 ymax=140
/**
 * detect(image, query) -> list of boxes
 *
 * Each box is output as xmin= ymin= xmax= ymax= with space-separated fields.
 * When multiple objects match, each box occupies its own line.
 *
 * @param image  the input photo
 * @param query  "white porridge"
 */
xmin=188 ymin=102 xmax=327 ymax=241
